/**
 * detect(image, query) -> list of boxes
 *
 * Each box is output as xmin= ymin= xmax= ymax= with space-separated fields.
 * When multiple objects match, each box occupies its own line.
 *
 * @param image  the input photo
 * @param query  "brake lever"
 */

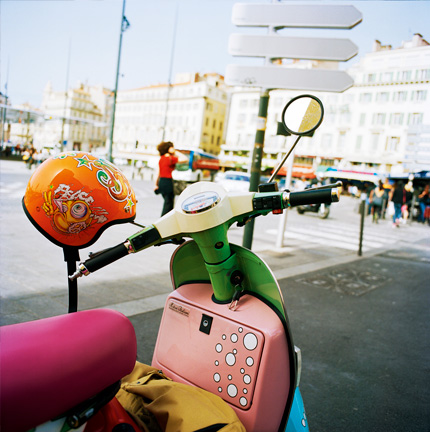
xmin=303 ymin=181 xmax=342 ymax=191
xmin=88 ymin=248 xmax=112 ymax=259
xmin=236 ymin=214 xmax=259 ymax=228
xmin=155 ymin=238 xmax=186 ymax=247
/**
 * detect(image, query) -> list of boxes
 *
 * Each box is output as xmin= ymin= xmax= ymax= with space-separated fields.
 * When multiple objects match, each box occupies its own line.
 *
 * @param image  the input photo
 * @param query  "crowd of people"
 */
xmin=367 ymin=180 xmax=430 ymax=227
xmin=3 ymin=140 xmax=430 ymax=225
xmin=1 ymin=143 xmax=51 ymax=169
xmin=290 ymin=175 xmax=430 ymax=227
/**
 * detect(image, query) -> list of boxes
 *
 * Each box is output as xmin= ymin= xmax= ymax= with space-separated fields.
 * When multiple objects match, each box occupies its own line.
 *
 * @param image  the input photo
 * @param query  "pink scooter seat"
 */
xmin=0 ymin=309 xmax=137 ymax=432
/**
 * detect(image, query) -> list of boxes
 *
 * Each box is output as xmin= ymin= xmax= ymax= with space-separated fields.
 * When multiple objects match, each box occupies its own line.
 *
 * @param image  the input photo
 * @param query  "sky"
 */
xmin=1 ymin=0 xmax=430 ymax=107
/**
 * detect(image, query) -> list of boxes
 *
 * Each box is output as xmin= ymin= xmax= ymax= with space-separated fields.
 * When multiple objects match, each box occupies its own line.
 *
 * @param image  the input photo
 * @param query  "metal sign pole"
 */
xmin=229 ymin=2 xmax=362 ymax=249
xmin=275 ymin=144 xmax=296 ymax=249
xmin=242 ymin=91 xmax=269 ymax=249
xmin=107 ymin=0 xmax=127 ymax=163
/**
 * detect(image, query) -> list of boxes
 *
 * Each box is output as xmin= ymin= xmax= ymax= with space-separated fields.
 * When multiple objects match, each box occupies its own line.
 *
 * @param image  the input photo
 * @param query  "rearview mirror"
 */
xmin=281 ymin=94 xmax=324 ymax=136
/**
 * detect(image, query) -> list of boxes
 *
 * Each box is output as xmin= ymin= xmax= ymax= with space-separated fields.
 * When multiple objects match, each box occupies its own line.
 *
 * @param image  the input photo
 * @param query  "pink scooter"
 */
xmin=1 ymin=95 xmax=340 ymax=431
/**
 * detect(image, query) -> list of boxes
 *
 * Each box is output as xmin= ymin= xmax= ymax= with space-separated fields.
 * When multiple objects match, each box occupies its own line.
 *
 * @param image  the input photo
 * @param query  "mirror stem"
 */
xmin=268 ymin=135 xmax=301 ymax=183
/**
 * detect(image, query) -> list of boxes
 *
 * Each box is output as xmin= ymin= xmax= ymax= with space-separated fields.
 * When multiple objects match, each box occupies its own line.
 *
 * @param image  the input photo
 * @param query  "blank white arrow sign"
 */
xmin=225 ymin=64 xmax=354 ymax=92
xmin=232 ymin=4 xmax=362 ymax=29
xmin=229 ymin=34 xmax=358 ymax=62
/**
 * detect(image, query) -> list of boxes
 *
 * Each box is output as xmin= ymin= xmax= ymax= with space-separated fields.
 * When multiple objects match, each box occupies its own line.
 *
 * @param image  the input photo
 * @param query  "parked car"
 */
xmin=214 ymin=171 xmax=251 ymax=192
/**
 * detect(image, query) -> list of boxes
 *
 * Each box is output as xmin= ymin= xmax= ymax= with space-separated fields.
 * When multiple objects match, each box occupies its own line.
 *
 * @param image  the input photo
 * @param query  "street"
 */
xmin=1 ymin=159 xmax=430 ymax=431
xmin=1 ymin=159 xmax=428 ymax=303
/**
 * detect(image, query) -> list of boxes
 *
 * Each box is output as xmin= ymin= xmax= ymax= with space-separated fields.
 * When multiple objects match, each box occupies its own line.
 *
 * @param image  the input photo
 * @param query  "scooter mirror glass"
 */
xmin=281 ymin=95 xmax=324 ymax=136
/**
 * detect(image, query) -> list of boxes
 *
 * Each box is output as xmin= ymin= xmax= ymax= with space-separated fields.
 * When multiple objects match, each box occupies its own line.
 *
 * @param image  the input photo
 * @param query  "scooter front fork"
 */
xmin=285 ymin=388 xmax=309 ymax=432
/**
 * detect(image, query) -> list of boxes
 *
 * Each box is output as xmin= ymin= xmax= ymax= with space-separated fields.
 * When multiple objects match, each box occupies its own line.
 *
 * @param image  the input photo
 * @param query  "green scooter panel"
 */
xmin=170 ymin=240 xmax=287 ymax=320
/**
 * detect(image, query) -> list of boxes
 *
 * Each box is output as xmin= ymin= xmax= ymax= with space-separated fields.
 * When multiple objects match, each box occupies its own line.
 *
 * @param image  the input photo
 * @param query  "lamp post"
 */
xmin=161 ymin=2 xmax=179 ymax=142
xmin=60 ymin=38 xmax=72 ymax=151
xmin=107 ymin=0 xmax=129 ymax=162
xmin=1 ymin=58 xmax=10 ymax=148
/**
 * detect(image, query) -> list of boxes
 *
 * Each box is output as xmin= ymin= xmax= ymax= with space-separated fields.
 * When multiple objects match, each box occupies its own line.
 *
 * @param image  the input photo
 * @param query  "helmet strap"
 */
xmin=63 ymin=247 xmax=81 ymax=313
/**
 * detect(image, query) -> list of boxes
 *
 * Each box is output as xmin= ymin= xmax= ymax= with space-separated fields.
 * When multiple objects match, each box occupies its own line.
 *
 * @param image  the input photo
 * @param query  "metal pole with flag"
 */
xmin=107 ymin=0 xmax=130 ymax=162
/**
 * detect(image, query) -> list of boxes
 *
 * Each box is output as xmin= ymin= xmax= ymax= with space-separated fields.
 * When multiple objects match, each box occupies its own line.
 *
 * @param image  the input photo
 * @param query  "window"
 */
xmin=212 ymin=119 xmax=217 ymax=128
xmin=416 ymin=69 xmax=430 ymax=80
xmin=390 ymin=113 xmax=404 ymax=126
xmin=359 ymin=113 xmax=366 ymax=126
xmin=239 ymin=99 xmax=248 ymax=108
xmin=385 ymin=136 xmax=400 ymax=152
xmin=399 ymin=70 xmax=412 ymax=81
xmin=382 ymin=72 xmax=393 ymax=82
xmin=337 ymin=132 xmax=346 ymax=150
xmin=393 ymin=91 xmax=407 ymax=102
xmin=408 ymin=113 xmax=423 ymax=125
xmin=371 ymin=133 xmax=380 ymax=151
xmin=321 ymin=134 xmax=332 ymax=150
xmin=355 ymin=135 xmax=362 ymax=151
xmin=367 ymin=73 xmax=377 ymax=83
xmin=372 ymin=113 xmax=386 ymax=125
xmin=360 ymin=93 xmax=372 ymax=103
xmin=376 ymin=92 xmax=389 ymax=102
xmin=237 ymin=113 xmax=246 ymax=123
xmin=411 ymin=90 xmax=427 ymax=101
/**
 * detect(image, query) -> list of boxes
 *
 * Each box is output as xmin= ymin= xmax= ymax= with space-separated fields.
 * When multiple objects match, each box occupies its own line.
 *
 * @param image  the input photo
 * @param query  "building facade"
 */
xmin=33 ymin=82 xmax=111 ymax=152
xmin=3 ymin=35 xmax=428 ymax=179
xmin=113 ymin=73 xmax=228 ymax=166
xmin=221 ymin=34 xmax=430 ymax=179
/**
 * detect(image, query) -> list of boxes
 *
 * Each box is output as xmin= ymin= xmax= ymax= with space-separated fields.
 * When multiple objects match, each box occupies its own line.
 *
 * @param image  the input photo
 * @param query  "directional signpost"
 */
xmin=226 ymin=64 xmax=355 ymax=93
xmin=229 ymin=34 xmax=358 ymax=62
xmin=232 ymin=3 xmax=362 ymax=29
xmin=225 ymin=2 xmax=362 ymax=249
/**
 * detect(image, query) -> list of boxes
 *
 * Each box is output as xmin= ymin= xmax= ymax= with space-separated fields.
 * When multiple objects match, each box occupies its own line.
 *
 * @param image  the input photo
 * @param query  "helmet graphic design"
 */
xmin=23 ymin=152 xmax=137 ymax=249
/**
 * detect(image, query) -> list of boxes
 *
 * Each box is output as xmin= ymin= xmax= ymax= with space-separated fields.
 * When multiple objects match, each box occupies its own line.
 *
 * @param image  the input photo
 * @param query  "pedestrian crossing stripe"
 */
xmin=265 ymin=228 xmax=374 ymax=252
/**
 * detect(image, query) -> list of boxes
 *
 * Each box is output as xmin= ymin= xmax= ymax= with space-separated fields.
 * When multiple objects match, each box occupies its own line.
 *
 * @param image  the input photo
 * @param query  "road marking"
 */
xmin=99 ymin=293 xmax=169 ymax=317
xmin=266 ymin=228 xmax=371 ymax=251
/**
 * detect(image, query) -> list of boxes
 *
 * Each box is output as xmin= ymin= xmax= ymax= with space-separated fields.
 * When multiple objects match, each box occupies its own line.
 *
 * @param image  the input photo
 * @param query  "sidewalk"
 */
xmin=2 ymin=158 xmax=428 ymax=431
xmin=1 ymin=220 xmax=429 ymax=326
xmin=1 ymin=157 xmax=429 ymax=325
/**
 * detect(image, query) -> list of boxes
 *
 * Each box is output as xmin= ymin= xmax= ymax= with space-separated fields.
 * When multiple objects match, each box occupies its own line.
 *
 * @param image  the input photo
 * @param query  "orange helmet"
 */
xmin=23 ymin=152 xmax=137 ymax=249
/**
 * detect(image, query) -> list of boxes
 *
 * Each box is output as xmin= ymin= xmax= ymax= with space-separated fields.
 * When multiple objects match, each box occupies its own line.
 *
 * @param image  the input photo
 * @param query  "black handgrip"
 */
xmin=289 ymin=188 xmax=338 ymax=207
xmin=83 ymin=243 xmax=130 ymax=273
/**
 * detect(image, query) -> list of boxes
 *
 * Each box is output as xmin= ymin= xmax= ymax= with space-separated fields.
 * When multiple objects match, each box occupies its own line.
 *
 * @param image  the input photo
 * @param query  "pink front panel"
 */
xmin=152 ymin=283 xmax=291 ymax=432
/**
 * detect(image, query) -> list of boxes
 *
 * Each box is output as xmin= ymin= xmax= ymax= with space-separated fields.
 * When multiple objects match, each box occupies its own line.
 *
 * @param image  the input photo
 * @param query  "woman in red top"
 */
xmin=154 ymin=141 xmax=187 ymax=216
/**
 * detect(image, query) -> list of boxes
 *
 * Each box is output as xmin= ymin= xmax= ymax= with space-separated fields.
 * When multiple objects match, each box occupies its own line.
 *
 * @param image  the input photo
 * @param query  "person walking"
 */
xmin=402 ymin=183 xmax=413 ymax=223
xmin=389 ymin=181 xmax=405 ymax=228
xmin=418 ymin=184 xmax=430 ymax=223
xmin=369 ymin=180 xmax=384 ymax=223
xmin=154 ymin=141 xmax=187 ymax=216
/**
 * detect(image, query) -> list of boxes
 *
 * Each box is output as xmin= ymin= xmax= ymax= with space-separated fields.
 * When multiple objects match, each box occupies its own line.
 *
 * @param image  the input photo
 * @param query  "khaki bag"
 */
xmin=117 ymin=362 xmax=246 ymax=432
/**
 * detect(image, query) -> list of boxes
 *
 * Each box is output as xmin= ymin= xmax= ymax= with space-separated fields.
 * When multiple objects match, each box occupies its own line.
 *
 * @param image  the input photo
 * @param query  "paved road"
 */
xmin=1 ymin=159 xmax=428 ymax=308
xmin=1 ymin=159 xmax=429 ymax=431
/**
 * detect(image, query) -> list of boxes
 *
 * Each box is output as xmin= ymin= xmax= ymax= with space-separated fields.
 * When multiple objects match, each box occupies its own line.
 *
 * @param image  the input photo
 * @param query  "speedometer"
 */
xmin=181 ymin=191 xmax=221 ymax=214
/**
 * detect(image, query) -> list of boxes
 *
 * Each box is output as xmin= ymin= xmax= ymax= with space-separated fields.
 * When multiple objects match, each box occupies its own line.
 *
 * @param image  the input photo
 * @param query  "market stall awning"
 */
xmin=388 ymin=170 xmax=430 ymax=181
xmin=275 ymin=165 xmax=316 ymax=179
xmin=322 ymin=168 xmax=380 ymax=184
